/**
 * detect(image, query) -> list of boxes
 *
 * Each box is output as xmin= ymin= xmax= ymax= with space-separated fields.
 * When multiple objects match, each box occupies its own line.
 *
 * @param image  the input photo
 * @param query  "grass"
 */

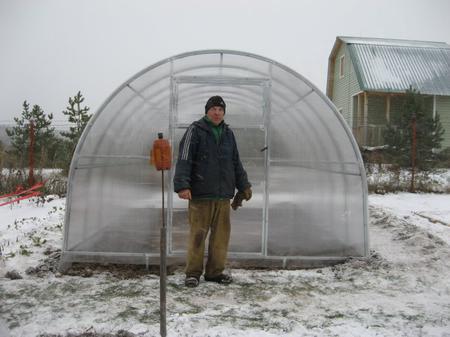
xmin=204 ymin=306 xmax=293 ymax=331
xmin=91 ymin=282 xmax=146 ymax=300
xmin=171 ymin=295 xmax=203 ymax=315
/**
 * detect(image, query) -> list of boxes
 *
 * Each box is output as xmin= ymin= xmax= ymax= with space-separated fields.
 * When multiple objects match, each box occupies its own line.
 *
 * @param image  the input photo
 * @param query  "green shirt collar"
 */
xmin=203 ymin=116 xmax=223 ymax=143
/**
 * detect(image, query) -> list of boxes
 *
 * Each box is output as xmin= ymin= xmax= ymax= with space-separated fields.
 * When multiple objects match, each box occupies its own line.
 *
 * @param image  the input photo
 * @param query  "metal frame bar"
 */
xmin=167 ymin=60 xmax=176 ymax=255
xmin=262 ymin=64 xmax=272 ymax=257
xmin=174 ymin=75 xmax=271 ymax=86
xmin=62 ymin=250 xmax=349 ymax=262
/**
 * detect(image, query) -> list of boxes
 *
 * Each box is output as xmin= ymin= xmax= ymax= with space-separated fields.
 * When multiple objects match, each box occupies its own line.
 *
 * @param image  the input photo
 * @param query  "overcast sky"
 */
xmin=1 ymin=0 xmax=449 ymax=123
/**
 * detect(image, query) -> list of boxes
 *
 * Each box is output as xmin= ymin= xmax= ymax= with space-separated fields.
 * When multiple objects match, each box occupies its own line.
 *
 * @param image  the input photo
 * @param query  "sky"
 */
xmin=1 ymin=0 xmax=450 ymax=124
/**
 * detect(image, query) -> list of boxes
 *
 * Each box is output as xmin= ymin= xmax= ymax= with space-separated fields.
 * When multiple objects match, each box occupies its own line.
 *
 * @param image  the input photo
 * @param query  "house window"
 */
xmin=339 ymin=55 xmax=345 ymax=78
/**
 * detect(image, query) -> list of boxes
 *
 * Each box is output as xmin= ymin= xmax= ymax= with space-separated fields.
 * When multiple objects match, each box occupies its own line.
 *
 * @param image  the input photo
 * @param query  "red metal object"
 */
xmin=0 ymin=182 xmax=43 ymax=200
xmin=0 ymin=181 xmax=45 ymax=206
xmin=0 ymin=191 xmax=42 ymax=207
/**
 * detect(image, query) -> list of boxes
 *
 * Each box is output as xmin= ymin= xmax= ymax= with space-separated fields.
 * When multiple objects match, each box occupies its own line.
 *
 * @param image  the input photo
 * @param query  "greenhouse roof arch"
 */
xmin=62 ymin=50 xmax=368 ymax=268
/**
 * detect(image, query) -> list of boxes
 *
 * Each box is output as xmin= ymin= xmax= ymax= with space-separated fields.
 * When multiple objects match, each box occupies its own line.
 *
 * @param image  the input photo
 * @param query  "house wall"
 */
xmin=367 ymin=95 xmax=386 ymax=124
xmin=388 ymin=95 xmax=433 ymax=119
xmin=423 ymin=96 xmax=434 ymax=117
xmin=437 ymin=96 xmax=450 ymax=149
xmin=388 ymin=95 xmax=404 ymax=125
xmin=331 ymin=44 xmax=361 ymax=127
xmin=362 ymin=94 xmax=436 ymax=146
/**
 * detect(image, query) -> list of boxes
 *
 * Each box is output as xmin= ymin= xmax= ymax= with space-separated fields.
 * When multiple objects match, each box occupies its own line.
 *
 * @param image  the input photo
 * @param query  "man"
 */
xmin=174 ymin=95 xmax=252 ymax=288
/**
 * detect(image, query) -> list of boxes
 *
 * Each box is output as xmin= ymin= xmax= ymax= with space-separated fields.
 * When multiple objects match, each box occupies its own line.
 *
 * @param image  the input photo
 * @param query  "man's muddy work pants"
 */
xmin=185 ymin=199 xmax=231 ymax=279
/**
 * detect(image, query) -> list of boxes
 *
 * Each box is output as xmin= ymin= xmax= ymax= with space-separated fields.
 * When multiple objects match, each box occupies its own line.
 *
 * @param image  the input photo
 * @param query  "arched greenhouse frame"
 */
xmin=61 ymin=50 xmax=368 ymax=269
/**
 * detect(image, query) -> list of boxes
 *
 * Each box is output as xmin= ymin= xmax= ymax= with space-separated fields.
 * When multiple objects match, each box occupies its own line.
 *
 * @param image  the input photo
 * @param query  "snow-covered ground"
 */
xmin=1 ymin=193 xmax=450 ymax=337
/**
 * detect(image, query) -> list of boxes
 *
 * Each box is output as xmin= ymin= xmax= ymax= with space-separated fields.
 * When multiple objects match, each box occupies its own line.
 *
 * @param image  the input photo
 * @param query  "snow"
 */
xmin=1 ymin=194 xmax=450 ymax=337
xmin=370 ymin=193 xmax=450 ymax=245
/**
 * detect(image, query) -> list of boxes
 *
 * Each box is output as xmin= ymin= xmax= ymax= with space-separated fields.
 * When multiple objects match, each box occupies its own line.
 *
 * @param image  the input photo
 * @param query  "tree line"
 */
xmin=1 ymin=91 xmax=91 ymax=175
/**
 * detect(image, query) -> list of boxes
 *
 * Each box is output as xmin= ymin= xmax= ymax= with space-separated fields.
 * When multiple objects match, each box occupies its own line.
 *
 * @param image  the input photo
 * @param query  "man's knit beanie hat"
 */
xmin=205 ymin=96 xmax=226 ymax=114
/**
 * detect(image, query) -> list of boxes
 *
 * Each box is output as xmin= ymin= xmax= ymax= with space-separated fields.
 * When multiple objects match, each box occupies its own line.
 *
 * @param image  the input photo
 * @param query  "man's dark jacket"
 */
xmin=174 ymin=117 xmax=250 ymax=199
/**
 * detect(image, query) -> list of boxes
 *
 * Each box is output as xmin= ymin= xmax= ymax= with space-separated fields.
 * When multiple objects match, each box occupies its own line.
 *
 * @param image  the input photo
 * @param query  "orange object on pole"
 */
xmin=151 ymin=133 xmax=172 ymax=171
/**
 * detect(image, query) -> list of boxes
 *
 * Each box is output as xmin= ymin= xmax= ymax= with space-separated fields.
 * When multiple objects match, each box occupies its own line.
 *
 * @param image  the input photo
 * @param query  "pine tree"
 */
xmin=60 ymin=91 xmax=91 ymax=174
xmin=0 ymin=140 xmax=4 ymax=168
xmin=61 ymin=91 xmax=91 ymax=152
xmin=384 ymin=87 xmax=444 ymax=170
xmin=6 ymin=101 xmax=55 ymax=168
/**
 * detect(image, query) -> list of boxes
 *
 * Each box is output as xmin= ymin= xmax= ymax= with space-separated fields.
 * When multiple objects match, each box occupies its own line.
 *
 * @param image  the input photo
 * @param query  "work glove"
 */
xmin=231 ymin=187 xmax=252 ymax=210
xmin=242 ymin=187 xmax=252 ymax=201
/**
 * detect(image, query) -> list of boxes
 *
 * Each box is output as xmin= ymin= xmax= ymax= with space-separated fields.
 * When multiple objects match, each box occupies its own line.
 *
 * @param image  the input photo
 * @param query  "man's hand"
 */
xmin=231 ymin=192 xmax=244 ymax=210
xmin=231 ymin=187 xmax=252 ymax=210
xmin=177 ymin=189 xmax=192 ymax=200
xmin=242 ymin=187 xmax=252 ymax=201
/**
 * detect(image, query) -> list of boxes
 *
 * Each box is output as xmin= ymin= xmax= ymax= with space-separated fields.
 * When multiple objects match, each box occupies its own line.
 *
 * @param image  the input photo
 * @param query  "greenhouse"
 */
xmin=61 ymin=50 xmax=368 ymax=269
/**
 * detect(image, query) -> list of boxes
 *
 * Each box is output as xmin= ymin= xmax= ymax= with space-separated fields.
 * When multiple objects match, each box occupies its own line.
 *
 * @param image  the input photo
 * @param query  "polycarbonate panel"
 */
xmin=176 ymin=81 xmax=266 ymax=126
xmin=67 ymin=159 xmax=163 ymax=254
xmin=267 ymin=165 xmax=365 ymax=256
xmin=229 ymin=127 xmax=265 ymax=253
xmin=172 ymin=53 xmax=223 ymax=77
xmin=63 ymin=50 xmax=367 ymax=267
xmin=131 ymin=78 xmax=171 ymax=109
xmin=129 ymin=60 xmax=172 ymax=93
xmin=302 ymin=91 xmax=358 ymax=163
xmin=222 ymin=53 xmax=271 ymax=78
xmin=271 ymin=63 xmax=313 ymax=104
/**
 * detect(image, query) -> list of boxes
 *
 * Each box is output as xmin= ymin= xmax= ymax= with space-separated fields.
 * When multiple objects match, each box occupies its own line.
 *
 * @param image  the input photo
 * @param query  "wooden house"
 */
xmin=327 ymin=36 xmax=450 ymax=148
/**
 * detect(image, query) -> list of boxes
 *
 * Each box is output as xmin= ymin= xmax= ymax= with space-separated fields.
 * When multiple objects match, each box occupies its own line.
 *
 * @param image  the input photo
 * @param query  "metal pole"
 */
xmin=160 ymin=169 xmax=167 ymax=337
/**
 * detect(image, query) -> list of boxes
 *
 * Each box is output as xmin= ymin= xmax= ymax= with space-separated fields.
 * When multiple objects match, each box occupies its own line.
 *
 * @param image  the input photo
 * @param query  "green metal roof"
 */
xmin=340 ymin=36 xmax=450 ymax=95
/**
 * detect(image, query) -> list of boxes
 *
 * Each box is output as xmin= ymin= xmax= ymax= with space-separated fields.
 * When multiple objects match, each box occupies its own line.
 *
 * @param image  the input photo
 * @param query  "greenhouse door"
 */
xmin=169 ymin=76 xmax=270 ymax=256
